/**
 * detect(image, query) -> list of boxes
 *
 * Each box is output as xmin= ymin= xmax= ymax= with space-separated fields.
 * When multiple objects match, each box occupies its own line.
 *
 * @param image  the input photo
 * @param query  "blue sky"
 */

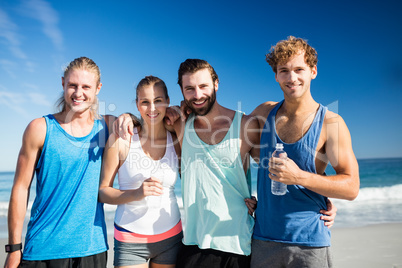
xmin=0 ymin=0 xmax=401 ymax=171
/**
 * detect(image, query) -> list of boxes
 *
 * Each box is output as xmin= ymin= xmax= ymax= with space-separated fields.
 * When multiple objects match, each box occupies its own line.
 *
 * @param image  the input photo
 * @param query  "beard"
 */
xmin=184 ymin=87 xmax=217 ymax=116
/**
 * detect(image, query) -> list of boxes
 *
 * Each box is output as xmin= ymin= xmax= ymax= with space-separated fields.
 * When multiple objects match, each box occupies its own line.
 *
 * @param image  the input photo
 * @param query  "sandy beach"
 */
xmin=1 ymin=223 xmax=401 ymax=267
xmin=330 ymin=223 xmax=402 ymax=268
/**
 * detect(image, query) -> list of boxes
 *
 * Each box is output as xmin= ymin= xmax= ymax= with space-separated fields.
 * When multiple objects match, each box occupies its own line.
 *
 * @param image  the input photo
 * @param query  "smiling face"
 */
xmin=62 ymin=68 xmax=101 ymax=115
xmin=275 ymin=51 xmax=317 ymax=100
xmin=136 ymin=84 xmax=169 ymax=126
xmin=181 ymin=68 xmax=218 ymax=116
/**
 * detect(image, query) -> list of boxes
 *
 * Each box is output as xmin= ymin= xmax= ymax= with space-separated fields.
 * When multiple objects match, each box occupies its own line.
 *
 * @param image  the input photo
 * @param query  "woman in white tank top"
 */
xmin=99 ymin=76 xmax=182 ymax=268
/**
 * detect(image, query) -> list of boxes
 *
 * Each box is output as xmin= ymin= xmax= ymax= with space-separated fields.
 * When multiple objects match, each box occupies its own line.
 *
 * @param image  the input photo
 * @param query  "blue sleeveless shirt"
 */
xmin=23 ymin=114 xmax=109 ymax=260
xmin=253 ymin=101 xmax=331 ymax=247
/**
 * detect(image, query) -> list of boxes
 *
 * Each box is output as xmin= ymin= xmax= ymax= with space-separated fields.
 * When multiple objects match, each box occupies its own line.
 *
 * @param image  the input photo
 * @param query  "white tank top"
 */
xmin=115 ymin=129 xmax=181 ymax=235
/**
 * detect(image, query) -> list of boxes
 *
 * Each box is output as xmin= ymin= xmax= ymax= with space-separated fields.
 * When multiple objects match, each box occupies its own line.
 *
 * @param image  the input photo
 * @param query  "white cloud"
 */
xmin=0 ymin=8 xmax=27 ymax=59
xmin=22 ymin=83 xmax=39 ymax=90
xmin=0 ymin=88 xmax=52 ymax=118
xmin=21 ymin=0 xmax=63 ymax=51
xmin=0 ymin=90 xmax=30 ymax=117
xmin=0 ymin=59 xmax=17 ymax=78
xmin=28 ymin=92 xmax=52 ymax=107
xmin=0 ymin=1 xmax=63 ymax=77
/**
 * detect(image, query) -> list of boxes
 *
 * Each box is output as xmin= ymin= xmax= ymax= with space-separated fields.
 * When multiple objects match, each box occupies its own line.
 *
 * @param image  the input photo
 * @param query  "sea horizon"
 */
xmin=1 ymin=156 xmax=401 ymax=174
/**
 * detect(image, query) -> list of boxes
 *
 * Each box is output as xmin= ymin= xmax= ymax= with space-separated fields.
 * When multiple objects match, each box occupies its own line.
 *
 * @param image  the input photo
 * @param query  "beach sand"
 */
xmin=331 ymin=223 xmax=402 ymax=268
xmin=1 ymin=223 xmax=402 ymax=267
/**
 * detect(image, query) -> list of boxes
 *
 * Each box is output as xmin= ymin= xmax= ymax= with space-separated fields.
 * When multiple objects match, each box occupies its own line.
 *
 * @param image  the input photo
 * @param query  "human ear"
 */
xmin=96 ymin=83 xmax=102 ymax=95
xmin=311 ymin=66 xmax=317 ymax=79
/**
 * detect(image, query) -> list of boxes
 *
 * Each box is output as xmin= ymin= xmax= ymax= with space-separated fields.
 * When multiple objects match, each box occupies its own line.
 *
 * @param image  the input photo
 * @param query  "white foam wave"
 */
xmin=2 ymin=185 xmax=401 ymax=230
xmin=332 ymin=184 xmax=402 ymax=208
xmin=331 ymin=184 xmax=402 ymax=228
xmin=0 ymin=202 xmax=8 ymax=217
xmin=356 ymin=184 xmax=402 ymax=201
xmin=0 ymin=201 xmax=33 ymax=218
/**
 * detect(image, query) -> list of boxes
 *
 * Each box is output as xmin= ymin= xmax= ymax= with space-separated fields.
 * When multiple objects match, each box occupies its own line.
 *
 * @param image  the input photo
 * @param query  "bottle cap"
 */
xmin=276 ymin=143 xmax=284 ymax=149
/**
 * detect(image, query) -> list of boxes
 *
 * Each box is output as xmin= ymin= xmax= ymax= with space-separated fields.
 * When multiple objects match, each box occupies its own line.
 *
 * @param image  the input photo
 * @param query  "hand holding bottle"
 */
xmin=269 ymin=145 xmax=305 ymax=195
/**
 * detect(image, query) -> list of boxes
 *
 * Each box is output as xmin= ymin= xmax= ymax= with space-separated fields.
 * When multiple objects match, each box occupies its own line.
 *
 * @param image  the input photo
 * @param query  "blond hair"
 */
xmin=56 ymin=57 xmax=101 ymax=118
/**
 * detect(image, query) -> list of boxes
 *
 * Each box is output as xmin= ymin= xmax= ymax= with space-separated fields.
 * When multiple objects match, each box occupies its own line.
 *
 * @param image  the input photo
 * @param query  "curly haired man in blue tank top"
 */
xmin=248 ymin=36 xmax=360 ymax=268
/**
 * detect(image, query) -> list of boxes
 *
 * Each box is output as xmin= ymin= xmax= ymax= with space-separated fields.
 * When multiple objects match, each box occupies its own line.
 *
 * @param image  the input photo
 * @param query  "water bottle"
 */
xmin=271 ymin=143 xmax=287 ymax=195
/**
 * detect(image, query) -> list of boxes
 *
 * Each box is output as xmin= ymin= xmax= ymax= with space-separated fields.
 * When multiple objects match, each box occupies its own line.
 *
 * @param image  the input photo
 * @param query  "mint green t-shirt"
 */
xmin=181 ymin=111 xmax=254 ymax=256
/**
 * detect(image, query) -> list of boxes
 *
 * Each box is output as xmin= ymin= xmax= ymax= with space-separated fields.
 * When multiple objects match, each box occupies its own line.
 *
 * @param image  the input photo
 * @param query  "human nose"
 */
xmin=289 ymin=71 xmax=297 ymax=82
xmin=74 ymin=86 xmax=83 ymax=97
xmin=149 ymin=102 xmax=156 ymax=111
xmin=194 ymin=87 xmax=203 ymax=99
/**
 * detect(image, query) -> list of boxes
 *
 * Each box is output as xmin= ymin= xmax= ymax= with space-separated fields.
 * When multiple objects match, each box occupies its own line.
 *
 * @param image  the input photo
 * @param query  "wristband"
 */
xmin=5 ymin=243 xmax=22 ymax=253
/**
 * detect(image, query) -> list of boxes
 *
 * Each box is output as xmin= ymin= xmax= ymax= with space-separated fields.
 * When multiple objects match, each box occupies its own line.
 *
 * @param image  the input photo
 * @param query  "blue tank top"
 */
xmin=23 ymin=114 xmax=109 ymax=260
xmin=253 ymin=101 xmax=331 ymax=247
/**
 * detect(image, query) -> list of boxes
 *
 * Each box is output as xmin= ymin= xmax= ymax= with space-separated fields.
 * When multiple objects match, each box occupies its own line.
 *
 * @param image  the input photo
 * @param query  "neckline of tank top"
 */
xmin=188 ymin=111 xmax=240 ymax=147
xmin=272 ymin=103 xmax=324 ymax=145
xmin=133 ymin=130 xmax=174 ymax=162
xmin=48 ymin=114 xmax=98 ymax=140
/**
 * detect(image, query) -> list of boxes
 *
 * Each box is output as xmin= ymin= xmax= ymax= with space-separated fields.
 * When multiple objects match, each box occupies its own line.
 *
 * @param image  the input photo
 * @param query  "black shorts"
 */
xmin=19 ymin=251 xmax=107 ymax=268
xmin=176 ymin=244 xmax=250 ymax=268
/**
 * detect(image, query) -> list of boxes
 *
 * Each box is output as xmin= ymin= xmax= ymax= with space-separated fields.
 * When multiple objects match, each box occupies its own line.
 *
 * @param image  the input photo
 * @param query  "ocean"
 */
xmin=1 ymin=157 xmax=401 ymax=238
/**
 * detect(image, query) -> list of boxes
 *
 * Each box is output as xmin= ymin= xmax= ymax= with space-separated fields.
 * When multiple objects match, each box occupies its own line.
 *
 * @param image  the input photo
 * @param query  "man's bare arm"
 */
xmin=113 ymin=113 xmax=141 ymax=140
xmin=5 ymin=118 xmax=46 ymax=268
xmin=248 ymin=101 xmax=277 ymax=163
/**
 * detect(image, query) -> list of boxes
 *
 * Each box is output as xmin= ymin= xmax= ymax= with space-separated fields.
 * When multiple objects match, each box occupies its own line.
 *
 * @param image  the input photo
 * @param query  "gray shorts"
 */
xmin=113 ymin=231 xmax=183 ymax=266
xmin=250 ymin=238 xmax=333 ymax=268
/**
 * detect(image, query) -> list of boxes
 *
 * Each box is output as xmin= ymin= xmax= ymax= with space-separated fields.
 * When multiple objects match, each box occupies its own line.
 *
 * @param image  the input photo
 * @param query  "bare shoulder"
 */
xmin=103 ymin=114 xmax=117 ymax=121
xmin=21 ymin=117 xmax=47 ymax=151
xmin=171 ymin=132 xmax=181 ymax=157
xmin=27 ymin=117 xmax=46 ymax=130
xmin=323 ymin=110 xmax=352 ymax=144
xmin=249 ymin=101 xmax=278 ymax=130
xmin=102 ymin=114 xmax=117 ymax=131
xmin=240 ymin=113 xmax=260 ymax=144
xmin=250 ymin=101 xmax=278 ymax=118
xmin=241 ymin=113 xmax=259 ymax=128
xmin=105 ymin=131 xmax=131 ymax=160
xmin=324 ymin=110 xmax=348 ymax=127
xmin=26 ymin=117 xmax=46 ymax=138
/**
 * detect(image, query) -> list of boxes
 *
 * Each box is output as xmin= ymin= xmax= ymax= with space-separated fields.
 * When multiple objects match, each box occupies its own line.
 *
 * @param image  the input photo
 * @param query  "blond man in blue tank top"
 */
xmin=5 ymin=57 xmax=115 ymax=268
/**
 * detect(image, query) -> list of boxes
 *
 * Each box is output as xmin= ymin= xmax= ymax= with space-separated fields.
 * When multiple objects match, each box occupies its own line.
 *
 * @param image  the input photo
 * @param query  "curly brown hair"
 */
xmin=266 ymin=36 xmax=318 ymax=73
